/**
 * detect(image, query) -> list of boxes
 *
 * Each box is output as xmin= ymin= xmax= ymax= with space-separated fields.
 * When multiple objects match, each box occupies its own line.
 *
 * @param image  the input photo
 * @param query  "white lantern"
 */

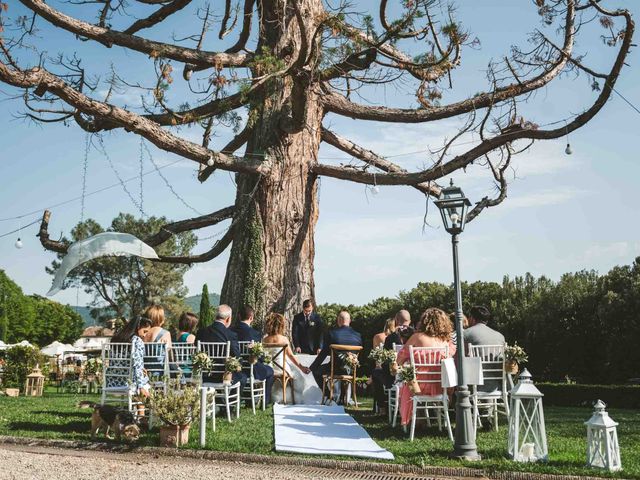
xmin=508 ymin=369 xmax=548 ymax=462
xmin=585 ymin=400 xmax=621 ymax=471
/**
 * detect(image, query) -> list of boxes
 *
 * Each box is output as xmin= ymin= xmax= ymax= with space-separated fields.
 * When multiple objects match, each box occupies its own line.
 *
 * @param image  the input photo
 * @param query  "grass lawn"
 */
xmin=1 ymin=389 xmax=638 ymax=478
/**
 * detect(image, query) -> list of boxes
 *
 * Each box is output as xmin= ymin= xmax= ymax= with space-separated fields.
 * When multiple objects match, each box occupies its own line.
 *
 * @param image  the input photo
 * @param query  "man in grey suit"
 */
xmin=463 ymin=305 xmax=505 ymax=393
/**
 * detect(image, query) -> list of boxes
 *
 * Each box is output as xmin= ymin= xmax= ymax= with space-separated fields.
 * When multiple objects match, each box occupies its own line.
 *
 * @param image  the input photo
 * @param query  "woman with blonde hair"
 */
xmin=372 ymin=317 xmax=396 ymax=348
xmin=396 ymin=307 xmax=456 ymax=427
xmin=143 ymin=305 xmax=172 ymax=347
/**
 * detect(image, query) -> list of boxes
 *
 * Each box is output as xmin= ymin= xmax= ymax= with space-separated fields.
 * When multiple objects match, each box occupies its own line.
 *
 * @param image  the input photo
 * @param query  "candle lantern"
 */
xmin=507 ymin=369 xmax=548 ymax=462
xmin=24 ymin=365 xmax=45 ymax=397
xmin=585 ymin=400 xmax=621 ymax=471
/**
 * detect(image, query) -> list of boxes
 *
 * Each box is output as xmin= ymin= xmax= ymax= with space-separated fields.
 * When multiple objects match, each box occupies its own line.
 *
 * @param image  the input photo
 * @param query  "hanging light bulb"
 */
xmin=15 ymin=237 xmax=23 ymax=249
xmin=565 ymin=143 xmax=573 ymax=155
xmin=206 ymin=157 xmax=215 ymax=167
xmin=371 ymin=185 xmax=380 ymax=195
xmin=450 ymin=212 xmax=460 ymax=226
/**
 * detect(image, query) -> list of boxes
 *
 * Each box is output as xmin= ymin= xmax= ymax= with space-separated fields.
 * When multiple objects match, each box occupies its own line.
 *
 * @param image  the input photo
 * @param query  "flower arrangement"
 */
xmin=368 ymin=346 xmax=397 ymax=366
xmin=339 ymin=352 xmax=360 ymax=374
xmin=398 ymin=364 xmax=421 ymax=394
xmin=84 ymin=358 xmax=103 ymax=377
xmin=149 ymin=380 xmax=200 ymax=426
xmin=192 ymin=351 xmax=211 ymax=374
xmin=225 ymin=357 xmax=242 ymax=373
xmin=505 ymin=343 xmax=528 ymax=364
xmin=247 ymin=342 xmax=271 ymax=364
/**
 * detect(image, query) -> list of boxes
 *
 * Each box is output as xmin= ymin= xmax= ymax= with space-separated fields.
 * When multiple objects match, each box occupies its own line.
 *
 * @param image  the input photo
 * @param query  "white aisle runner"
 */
xmin=273 ymin=404 xmax=394 ymax=460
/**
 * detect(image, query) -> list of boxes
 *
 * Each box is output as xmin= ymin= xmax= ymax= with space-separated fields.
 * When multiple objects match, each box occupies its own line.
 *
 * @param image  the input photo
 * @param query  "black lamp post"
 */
xmin=434 ymin=179 xmax=480 ymax=461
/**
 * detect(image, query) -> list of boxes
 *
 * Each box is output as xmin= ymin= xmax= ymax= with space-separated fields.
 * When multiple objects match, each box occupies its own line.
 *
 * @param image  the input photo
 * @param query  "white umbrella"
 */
xmin=41 ymin=341 xmax=70 ymax=357
xmin=15 ymin=340 xmax=32 ymax=348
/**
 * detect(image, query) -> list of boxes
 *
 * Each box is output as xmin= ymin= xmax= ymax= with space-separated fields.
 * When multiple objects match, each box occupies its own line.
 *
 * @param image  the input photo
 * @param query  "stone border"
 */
xmin=0 ymin=435 xmax=629 ymax=480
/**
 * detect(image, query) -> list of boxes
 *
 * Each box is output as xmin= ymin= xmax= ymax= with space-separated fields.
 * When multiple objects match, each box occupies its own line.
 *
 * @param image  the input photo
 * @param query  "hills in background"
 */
xmin=73 ymin=292 xmax=221 ymax=327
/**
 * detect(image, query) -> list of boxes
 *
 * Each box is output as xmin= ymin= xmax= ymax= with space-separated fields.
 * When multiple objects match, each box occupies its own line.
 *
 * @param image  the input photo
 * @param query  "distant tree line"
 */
xmin=317 ymin=257 xmax=640 ymax=385
xmin=0 ymin=270 xmax=84 ymax=346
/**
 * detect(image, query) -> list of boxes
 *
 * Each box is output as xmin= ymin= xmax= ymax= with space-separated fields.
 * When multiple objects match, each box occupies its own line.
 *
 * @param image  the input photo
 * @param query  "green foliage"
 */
xmin=538 ymin=383 xmax=640 ymax=409
xmin=1 ymin=345 xmax=49 ymax=389
xmin=149 ymin=381 xmax=200 ymax=426
xmin=320 ymin=257 xmax=640 ymax=384
xmin=199 ymin=284 xmax=212 ymax=331
xmin=48 ymin=213 xmax=196 ymax=322
xmin=0 ymin=270 xmax=83 ymax=346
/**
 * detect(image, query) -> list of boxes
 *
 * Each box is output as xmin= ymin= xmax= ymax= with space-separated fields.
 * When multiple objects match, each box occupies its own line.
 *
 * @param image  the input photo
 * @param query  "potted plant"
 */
xmin=504 ymin=342 xmax=528 ymax=374
xmin=149 ymin=381 xmax=199 ymax=448
xmin=223 ymin=357 xmax=242 ymax=384
xmin=399 ymin=365 xmax=420 ymax=394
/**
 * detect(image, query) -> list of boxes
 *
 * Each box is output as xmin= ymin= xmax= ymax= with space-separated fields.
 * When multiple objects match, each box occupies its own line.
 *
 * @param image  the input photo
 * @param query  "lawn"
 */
xmin=1 ymin=389 xmax=638 ymax=478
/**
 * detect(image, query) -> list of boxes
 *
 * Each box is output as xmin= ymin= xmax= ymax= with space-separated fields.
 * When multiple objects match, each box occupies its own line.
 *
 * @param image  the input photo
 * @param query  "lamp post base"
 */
xmin=452 ymin=385 xmax=481 ymax=461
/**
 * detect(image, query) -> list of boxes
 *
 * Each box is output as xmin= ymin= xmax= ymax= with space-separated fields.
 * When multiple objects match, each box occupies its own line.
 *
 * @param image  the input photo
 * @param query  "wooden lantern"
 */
xmin=507 ymin=369 xmax=548 ymax=462
xmin=24 ymin=365 xmax=45 ymax=397
xmin=585 ymin=400 xmax=621 ymax=471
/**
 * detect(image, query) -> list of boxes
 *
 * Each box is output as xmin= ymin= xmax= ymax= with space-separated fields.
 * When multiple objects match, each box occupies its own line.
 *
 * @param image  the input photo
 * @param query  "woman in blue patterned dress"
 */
xmin=111 ymin=316 xmax=153 ymax=398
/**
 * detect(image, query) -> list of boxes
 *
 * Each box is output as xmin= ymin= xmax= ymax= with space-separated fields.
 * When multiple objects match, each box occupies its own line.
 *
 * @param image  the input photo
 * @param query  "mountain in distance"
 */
xmin=72 ymin=292 xmax=220 ymax=328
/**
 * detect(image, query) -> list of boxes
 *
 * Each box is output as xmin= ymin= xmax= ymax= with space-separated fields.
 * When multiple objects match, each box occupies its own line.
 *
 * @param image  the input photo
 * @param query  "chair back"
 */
xmin=143 ymin=342 xmax=170 ymax=382
xmin=102 ymin=342 xmax=133 ymax=389
xmin=171 ymin=342 xmax=197 ymax=377
xmin=329 ymin=344 xmax=363 ymax=378
xmin=263 ymin=343 xmax=288 ymax=376
xmin=468 ymin=343 xmax=506 ymax=388
xmin=408 ymin=345 xmax=449 ymax=387
xmin=392 ymin=343 xmax=403 ymax=353
xmin=197 ymin=341 xmax=230 ymax=382
xmin=237 ymin=340 xmax=255 ymax=378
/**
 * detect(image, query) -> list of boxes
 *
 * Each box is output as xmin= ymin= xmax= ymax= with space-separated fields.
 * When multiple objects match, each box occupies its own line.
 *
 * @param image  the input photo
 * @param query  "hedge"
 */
xmin=537 ymin=383 xmax=640 ymax=409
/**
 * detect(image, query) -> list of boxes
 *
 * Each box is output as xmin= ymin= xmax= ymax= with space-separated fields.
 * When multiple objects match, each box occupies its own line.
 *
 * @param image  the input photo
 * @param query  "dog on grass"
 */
xmin=88 ymin=404 xmax=140 ymax=442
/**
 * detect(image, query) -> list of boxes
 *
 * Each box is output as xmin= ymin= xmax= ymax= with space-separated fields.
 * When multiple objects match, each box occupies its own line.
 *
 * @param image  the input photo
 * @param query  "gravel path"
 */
xmin=0 ymin=445 xmax=426 ymax=480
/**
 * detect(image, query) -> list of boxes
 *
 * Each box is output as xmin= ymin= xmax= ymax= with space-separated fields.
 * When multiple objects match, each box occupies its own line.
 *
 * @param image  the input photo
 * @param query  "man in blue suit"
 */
xmin=195 ymin=304 xmax=247 ymax=389
xmin=310 ymin=310 xmax=362 ymax=389
xmin=232 ymin=305 xmax=275 ymax=404
xmin=292 ymin=299 xmax=324 ymax=354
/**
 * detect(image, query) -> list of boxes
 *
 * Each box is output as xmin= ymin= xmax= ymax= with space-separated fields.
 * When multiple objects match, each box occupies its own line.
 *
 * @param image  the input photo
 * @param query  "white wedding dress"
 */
xmin=267 ymin=349 xmax=322 ymax=405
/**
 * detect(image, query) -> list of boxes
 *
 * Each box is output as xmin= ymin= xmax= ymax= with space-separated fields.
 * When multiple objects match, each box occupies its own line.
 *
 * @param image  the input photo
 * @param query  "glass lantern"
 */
xmin=507 ymin=369 xmax=548 ymax=462
xmin=585 ymin=400 xmax=621 ymax=471
xmin=433 ymin=179 xmax=472 ymax=235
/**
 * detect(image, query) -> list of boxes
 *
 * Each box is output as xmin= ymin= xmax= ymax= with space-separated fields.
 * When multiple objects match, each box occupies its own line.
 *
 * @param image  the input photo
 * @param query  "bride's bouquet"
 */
xmin=368 ymin=346 xmax=397 ymax=367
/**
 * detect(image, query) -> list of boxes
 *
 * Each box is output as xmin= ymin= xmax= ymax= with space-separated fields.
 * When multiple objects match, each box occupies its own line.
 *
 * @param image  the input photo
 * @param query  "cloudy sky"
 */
xmin=1 ymin=1 xmax=639 ymax=307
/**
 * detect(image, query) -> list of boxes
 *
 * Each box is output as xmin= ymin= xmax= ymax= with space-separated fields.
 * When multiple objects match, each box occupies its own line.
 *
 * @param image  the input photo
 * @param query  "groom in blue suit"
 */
xmin=310 ymin=310 xmax=362 ymax=389
xmin=232 ymin=305 xmax=275 ymax=404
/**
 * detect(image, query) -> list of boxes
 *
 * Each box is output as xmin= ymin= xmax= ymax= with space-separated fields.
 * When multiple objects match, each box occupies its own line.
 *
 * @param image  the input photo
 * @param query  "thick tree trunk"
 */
xmin=220 ymin=0 xmax=323 ymax=326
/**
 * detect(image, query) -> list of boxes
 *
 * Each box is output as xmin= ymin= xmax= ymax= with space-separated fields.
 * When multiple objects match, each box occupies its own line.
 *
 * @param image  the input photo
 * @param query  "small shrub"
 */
xmin=1 ymin=345 xmax=49 ymax=390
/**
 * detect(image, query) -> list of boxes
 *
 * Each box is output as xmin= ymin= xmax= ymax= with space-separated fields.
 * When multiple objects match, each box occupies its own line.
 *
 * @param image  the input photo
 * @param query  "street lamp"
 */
xmin=434 ymin=179 xmax=480 ymax=460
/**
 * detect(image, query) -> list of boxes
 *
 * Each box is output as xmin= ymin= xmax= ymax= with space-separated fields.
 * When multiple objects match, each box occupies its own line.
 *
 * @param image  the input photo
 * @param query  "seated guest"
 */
xmin=464 ymin=305 xmax=505 ymax=392
xmin=176 ymin=311 xmax=198 ymax=344
xmin=111 ymin=316 xmax=153 ymax=398
xmin=195 ymin=304 xmax=247 ymax=389
xmin=383 ymin=310 xmax=413 ymax=350
xmin=143 ymin=305 xmax=172 ymax=348
xmin=372 ymin=318 xmax=396 ymax=348
xmin=232 ymin=305 xmax=262 ymax=343
xmin=232 ymin=305 xmax=275 ymax=404
xmin=397 ymin=308 xmax=456 ymax=427
xmin=310 ymin=311 xmax=362 ymax=389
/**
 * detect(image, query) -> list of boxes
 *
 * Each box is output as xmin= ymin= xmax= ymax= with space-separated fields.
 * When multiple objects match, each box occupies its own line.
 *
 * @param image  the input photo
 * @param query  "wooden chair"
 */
xmin=238 ymin=340 xmax=267 ymax=413
xmin=263 ymin=343 xmax=294 ymax=405
xmin=322 ymin=344 xmax=363 ymax=407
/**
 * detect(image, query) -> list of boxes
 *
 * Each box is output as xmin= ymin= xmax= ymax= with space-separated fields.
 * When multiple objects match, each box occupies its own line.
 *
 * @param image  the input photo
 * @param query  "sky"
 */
xmin=1 ymin=1 xmax=639 ymax=308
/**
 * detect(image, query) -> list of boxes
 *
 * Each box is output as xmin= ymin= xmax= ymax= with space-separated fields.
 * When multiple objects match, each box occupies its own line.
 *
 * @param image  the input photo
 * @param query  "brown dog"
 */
xmin=90 ymin=404 xmax=140 ymax=442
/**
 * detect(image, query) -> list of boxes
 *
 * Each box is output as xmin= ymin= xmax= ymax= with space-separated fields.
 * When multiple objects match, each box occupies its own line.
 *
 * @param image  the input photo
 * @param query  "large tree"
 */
xmin=0 ymin=0 xmax=633 ymax=322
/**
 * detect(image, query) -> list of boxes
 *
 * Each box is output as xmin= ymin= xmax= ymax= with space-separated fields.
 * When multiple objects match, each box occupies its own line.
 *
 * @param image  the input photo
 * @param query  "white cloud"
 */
xmin=501 ymin=187 xmax=585 ymax=209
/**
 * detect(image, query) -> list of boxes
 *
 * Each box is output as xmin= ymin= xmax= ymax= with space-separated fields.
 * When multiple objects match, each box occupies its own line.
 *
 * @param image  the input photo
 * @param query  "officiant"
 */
xmin=292 ymin=299 xmax=324 ymax=354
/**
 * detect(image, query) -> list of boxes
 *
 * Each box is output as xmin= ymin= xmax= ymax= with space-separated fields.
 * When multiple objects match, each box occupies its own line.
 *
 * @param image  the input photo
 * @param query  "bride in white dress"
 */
xmin=262 ymin=313 xmax=323 ymax=405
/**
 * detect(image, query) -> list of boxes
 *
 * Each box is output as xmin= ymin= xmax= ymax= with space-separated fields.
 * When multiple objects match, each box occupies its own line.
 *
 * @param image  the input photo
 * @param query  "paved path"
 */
xmin=0 ymin=444 xmax=440 ymax=480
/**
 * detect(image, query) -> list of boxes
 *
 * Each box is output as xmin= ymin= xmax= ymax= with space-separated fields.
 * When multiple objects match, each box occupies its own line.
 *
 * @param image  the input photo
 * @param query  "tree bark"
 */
xmin=220 ymin=0 xmax=323 ymax=326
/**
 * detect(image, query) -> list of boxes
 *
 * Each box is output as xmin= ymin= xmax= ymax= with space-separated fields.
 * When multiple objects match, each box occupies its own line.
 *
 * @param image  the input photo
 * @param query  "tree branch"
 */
xmin=143 ymin=206 xmax=235 ymax=246
xmin=198 ymin=124 xmax=252 ymax=182
xmin=123 ymin=0 xmax=193 ymax=35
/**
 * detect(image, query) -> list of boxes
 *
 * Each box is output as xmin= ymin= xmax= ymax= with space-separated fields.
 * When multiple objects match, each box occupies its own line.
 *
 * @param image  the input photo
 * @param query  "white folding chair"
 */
xmin=468 ymin=343 xmax=510 ymax=433
xmin=100 ymin=342 xmax=139 ymax=413
xmin=144 ymin=342 xmax=170 ymax=392
xmin=387 ymin=343 xmax=404 ymax=427
xmin=171 ymin=342 xmax=197 ymax=382
xmin=408 ymin=345 xmax=453 ymax=442
xmin=197 ymin=341 xmax=241 ymax=422
xmin=238 ymin=340 xmax=266 ymax=414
